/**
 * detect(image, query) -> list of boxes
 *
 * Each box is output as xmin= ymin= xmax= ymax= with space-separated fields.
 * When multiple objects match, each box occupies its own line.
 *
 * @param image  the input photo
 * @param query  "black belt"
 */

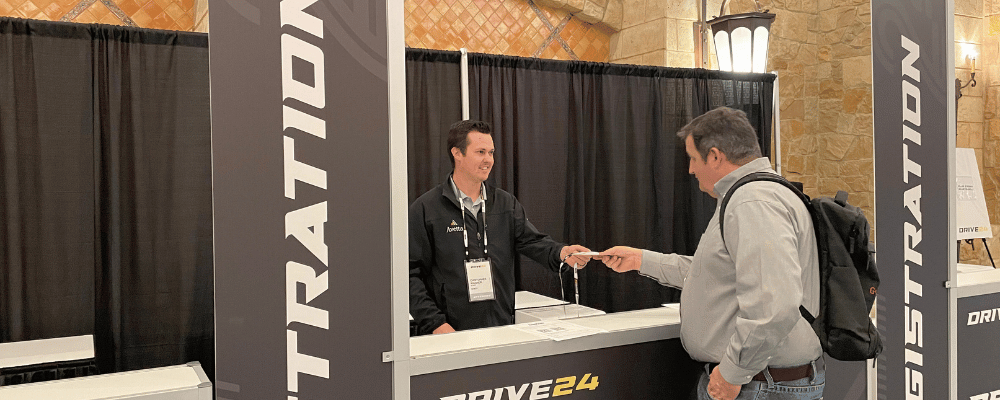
xmin=705 ymin=362 xmax=815 ymax=383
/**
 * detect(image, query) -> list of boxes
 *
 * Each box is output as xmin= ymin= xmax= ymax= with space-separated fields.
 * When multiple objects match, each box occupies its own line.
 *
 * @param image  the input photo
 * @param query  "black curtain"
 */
xmin=0 ymin=18 xmax=213 ymax=380
xmin=406 ymin=49 xmax=774 ymax=313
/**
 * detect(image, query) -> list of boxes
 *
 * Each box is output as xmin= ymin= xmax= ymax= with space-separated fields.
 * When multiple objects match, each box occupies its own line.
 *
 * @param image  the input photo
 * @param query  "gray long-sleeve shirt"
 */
xmin=639 ymin=158 xmax=821 ymax=385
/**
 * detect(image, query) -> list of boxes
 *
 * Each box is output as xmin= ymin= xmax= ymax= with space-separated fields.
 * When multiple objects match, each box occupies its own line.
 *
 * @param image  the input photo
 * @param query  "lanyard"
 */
xmin=461 ymin=185 xmax=488 ymax=261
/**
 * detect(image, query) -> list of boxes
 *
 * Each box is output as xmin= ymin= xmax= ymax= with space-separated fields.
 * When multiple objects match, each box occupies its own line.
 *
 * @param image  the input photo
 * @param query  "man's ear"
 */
xmin=707 ymin=147 xmax=726 ymax=166
xmin=451 ymin=147 xmax=462 ymax=160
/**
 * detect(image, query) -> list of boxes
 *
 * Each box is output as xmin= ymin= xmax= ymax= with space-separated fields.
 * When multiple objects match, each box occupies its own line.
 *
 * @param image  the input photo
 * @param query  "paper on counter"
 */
xmin=511 ymin=320 xmax=607 ymax=341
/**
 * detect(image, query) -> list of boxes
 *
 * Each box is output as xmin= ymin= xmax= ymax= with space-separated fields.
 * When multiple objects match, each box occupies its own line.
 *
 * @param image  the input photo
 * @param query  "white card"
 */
xmin=465 ymin=258 xmax=495 ymax=302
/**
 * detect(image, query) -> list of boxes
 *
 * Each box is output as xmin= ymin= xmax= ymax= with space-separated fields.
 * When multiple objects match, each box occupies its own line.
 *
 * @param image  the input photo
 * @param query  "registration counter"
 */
xmin=409 ymin=303 xmax=700 ymax=399
xmin=954 ymin=264 xmax=1000 ymax=399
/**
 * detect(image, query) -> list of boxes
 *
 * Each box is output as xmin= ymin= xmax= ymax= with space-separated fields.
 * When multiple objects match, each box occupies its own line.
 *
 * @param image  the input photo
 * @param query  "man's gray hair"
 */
xmin=676 ymin=107 xmax=762 ymax=165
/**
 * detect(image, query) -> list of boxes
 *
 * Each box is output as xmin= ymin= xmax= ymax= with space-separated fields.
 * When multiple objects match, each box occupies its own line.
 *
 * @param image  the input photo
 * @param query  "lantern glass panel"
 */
xmin=731 ymin=27 xmax=752 ymax=73
xmin=753 ymin=26 xmax=769 ymax=73
xmin=714 ymin=31 xmax=732 ymax=71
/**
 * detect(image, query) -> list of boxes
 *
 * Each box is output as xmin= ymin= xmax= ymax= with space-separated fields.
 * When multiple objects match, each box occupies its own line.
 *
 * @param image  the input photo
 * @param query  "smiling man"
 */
xmin=408 ymin=120 xmax=593 ymax=335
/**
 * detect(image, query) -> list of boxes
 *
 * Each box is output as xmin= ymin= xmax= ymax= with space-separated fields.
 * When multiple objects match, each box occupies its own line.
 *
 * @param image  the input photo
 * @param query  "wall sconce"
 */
xmin=956 ymin=55 xmax=977 ymax=101
xmin=707 ymin=0 xmax=775 ymax=73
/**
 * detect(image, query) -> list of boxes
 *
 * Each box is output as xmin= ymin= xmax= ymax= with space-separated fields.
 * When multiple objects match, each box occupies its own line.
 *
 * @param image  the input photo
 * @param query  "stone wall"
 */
xmin=405 ymin=0 xmax=613 ymax=62
xmin=729 ymin=0 xmax=874 ymax=224
xmin=608 ymin=0 xmax=706 ymax=67
xmin=1 ymin=0 xmax=198 ymax=30
xmin=964 ymin=0 xmax=1000 ymax=266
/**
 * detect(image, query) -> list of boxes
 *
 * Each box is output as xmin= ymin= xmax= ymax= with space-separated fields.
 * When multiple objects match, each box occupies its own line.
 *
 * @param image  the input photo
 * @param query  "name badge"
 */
xmin=465 ymin=258 xmax=495 ymax=302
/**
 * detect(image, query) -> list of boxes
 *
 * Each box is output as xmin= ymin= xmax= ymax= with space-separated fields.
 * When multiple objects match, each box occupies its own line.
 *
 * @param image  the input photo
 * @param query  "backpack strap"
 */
xmin=718 ymin=172 xmax=816 ymax=323
xmin=718 ymin=172 xmax=811 ymax=243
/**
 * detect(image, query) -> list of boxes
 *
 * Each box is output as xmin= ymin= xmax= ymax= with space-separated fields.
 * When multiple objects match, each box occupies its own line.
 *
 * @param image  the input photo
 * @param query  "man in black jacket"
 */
xmin=409 ymin=120 xmax=593 ymax=335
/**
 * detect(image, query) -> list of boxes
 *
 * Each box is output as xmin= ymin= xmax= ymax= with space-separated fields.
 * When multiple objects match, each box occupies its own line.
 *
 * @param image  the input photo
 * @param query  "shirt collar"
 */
xmin=449 ymin=176 xmax=487 ymax=208
xmin=713 ymin=157 xmax=775 ymax=198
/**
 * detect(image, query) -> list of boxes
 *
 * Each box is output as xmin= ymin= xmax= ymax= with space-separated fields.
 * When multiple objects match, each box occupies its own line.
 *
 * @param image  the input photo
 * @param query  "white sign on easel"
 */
xmin=956 ymin=148 xmax=992 ymax=240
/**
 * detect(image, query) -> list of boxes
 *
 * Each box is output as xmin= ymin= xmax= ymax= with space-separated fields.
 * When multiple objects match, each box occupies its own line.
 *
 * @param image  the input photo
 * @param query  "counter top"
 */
xmin=409 ymin=305 xmax=681 ymax=375
xmin=954 ymin=263 xmax=1000 ymax=298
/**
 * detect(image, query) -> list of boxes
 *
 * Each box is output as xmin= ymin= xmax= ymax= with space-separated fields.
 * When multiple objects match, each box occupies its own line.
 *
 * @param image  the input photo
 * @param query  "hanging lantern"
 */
xmin=707 ymin=10 xmax=775 ymax=73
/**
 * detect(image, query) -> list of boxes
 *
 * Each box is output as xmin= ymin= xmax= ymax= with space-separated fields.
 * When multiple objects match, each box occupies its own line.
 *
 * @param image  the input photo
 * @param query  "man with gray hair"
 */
xmin=600 ymin=107 xmax=824 ymax=400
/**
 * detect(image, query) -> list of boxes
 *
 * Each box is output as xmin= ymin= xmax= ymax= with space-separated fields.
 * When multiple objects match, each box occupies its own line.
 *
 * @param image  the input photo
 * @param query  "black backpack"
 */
xmin=720 ymin=172 xmax=884 ymax=361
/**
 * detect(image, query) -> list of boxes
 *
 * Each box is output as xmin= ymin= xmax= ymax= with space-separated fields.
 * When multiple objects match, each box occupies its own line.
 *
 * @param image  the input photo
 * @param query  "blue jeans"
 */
xmin=696 ymin=358 xmax=825 ymax=400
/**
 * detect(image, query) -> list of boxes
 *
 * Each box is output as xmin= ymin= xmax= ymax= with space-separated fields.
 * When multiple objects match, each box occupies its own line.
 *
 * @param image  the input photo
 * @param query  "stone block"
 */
xmin=958 ymin=130 xmax=971 ymax=148
xmin=774 ymin=11 xmax=810 ymax=42
xmin=990 ymin=119 xmax=1000 ymax=141
xmin=642 ymin=50 xmax=667 ymax=66
xmin=955 ymin=0 xmax=983 ymax=18
xmin=819 ymin=177 xmax=851 ymax=196
xmin=790 ymin=0 xmax=817 ymax=13
xmin=791 ymin=134 xmax=818 ymax=157
xmin=783 ymin=100 xmax=805 ymax=121
xmin=770 ymin=40 xmax=801 ymax=66
xmin=579 ymin=0 xmax=607 ymax=24
xmin=662 ymin=18 xmax=678 ymax=51
xmin=566 ymin=0 xmax=587 ymax=13
xmin=610 ymin=32 xmax=623 ymax=59
xmin=844 ymin=88 xmax=871 ymax=113
xmin=817 ymin=9 xmax=839 ymax=32
xmin=800 ymin=175 xmax=819 ymax=195
xmin=832 ymin=42 xmax=869 ymax=59
xmin=986 ymin=87 xmax=999 ymax=119
xmin=622 ymin=0 xmax=646 ymax=28
xmin=986 ymin=142 xmax=1000 ymax=167
xmin=958 ymin=122 xmax=985 ymax=149
xmin=537 ymin=0 xmax=569 ymax=8
xmin=603 ymin=0 xmax=624 ymax=30
xmin=645 ymin=0 xmax=665 ymax=21
xmin=838 ymin=113 xmax=856 ymax=135
xmin=845 ymin=175 xmax=871 ymax=192
xmin=786 ymin=155 xmax=807 ymax=174
xmin=665 ymin=0 xmax=697 ymax=20
xmin=852 ymin=113 xmax=874 ymax=137
xmin=819 ymin=78 xmax=843 ymax=99
xmin=666 ymin=51 xmax=693 ymax=68
xmin=796 ymin=45 xmax=819 ymax=67
xmin=822 ymin=134 xmax=855 ymax=160
xmin=676 ymin=19 xmax=695 ymax=53
xmin=782 ymin=118 xmax=806 ymax=140
xmin=958 ymin=96 xmax=985 ymax=123
xmin=619 ymin=54 xmax=644 ymax=65
xmin=836 ymin=7 xmax=858 ymax=29
xmin=842 ymin=56 xmax=872 ymax=88
xmin=818 ymin=45 xmax=832 ymax=61
xmin=619 ymin=20 xmax=666 ymax=57
xmin=955 ymin=15 xmax=983 ymax=44
xmin=781 ymin=72 xmax=804 ymax=96
xmin=843 ymin=135 xmax=873 ymax=161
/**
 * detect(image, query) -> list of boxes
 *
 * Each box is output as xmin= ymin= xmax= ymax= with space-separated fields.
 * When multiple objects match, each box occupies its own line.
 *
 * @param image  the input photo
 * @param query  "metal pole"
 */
xmin=460 ymin=48 xmax=470 ymax=120
xmin=772 ymin=71 xmax=781 ymax=175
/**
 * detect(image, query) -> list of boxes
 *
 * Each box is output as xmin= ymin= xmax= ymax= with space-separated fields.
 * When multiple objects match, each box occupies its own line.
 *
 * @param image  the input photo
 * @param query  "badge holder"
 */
xmin=560 ymin=252 xmax=599 ymax=318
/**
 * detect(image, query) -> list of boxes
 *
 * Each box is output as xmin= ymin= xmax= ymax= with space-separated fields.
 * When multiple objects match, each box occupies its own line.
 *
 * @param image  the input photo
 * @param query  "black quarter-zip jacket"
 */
xmin=409 ymin=176 xmax=565 ymax=335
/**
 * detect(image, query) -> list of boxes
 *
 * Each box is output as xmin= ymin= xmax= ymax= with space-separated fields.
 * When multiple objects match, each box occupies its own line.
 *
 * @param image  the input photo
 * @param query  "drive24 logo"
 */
xmin=441 ymin=373 xmax=599 ymax=399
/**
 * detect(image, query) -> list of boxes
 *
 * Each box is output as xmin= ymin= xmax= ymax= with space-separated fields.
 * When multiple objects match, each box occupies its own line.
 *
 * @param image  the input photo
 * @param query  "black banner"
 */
xmin=872 ymin=0 xmax=951 ymax=399
xmin=411 ymin=340 xmax=700 ymax=400
xmin=958 ymin=293 xmax=1000 ymax=399
xmin=209 ymin=1 xmax=393 ymax=398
